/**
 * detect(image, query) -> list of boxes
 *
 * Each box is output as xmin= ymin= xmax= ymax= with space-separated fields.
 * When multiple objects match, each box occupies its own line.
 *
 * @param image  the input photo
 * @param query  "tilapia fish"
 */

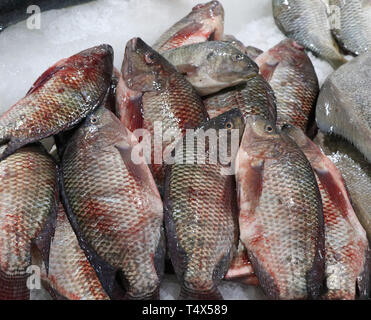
xmin=61 ymin=106 xmax=164 ymax=300
xmin=41 ymin=203 xmax=109 ymax=300
xmin=153 ymin=0 xmax=224 ymax=52
xmin=164 ymin=109 xmax=244 ymax=299
xmin=316 ymin=52 xmax=371 ymax=162
xmin=330 ymin=0 xmax=371 ymax=55
xmin=256 ymin=39 xmax=319 ymax=132
xmin=122 ymin=37 xmax=208 ymax=187
xmin=272 ymin=0 xmax=346 ymax=68
xmin=204 ymin=74 xmax=277 ymax=124
xmin=236 ymin=117 xmax=325 ymax=299
xmin=0 ymin=144 xmax=58 ymax=300
xmin=0 ymin=44 xmax=113 ymax=161
xmin=162 ymin=41 xmax=259 ymax=96
xmin=284 ymin=126 xmax=370 ymax=300
xmin=314 ymin=133 xmax=371 ymax=244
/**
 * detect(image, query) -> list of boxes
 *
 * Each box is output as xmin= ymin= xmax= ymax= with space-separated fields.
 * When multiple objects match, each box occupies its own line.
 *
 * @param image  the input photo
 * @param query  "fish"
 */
xmin=0 ymin=0 xmax=94 ymax=32
xmin=255 ymin=39 xmax=319 ymax=132
xmin=60 ymin=106 xmax=164 ymax=300
xmin=203 ymin=74 xmax=277 ymax=124
xmin=0 ymin=44 xmax=113 ymax=161
xmin=316 ymin=52 xmax=371 ymax=162
xmin=0 ymin=144 xmax=58 ymax=300
xmin=164 ymin=109 xmax=244 ymax=300
xmin=41 ymin=203 xmax=109 ymax=300
xmin=162 ymin=41 xmax=259 ymax=96
xmin=272 ymin=0 xmax=347 ymax=68
xmin=122 ymin=37 xmax=208 ymax=188
xmin=284 ymin=126 xmax=370 ymax=300
xmin=329 ymin=0 xmax=371 ymax=55
xmin=314 ymin=132 xmax=371 ymax=244
xmin=153 ymin=0 xmax=224 ymax=52
xmin=235 ymin=116 xmax=325 ymax=299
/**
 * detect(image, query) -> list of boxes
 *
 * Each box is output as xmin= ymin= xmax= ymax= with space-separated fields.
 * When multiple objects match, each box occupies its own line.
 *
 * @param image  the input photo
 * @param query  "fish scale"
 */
xmin=256 ymin=39 xmax=319 ymax=132
xmin=122 ymin=38 xmax=208 ymax=190
xmin=0 ymin=45 xmax=113 ymax=161
xmin=316 ymin=52 xmax=371 ymax=162
xmin=284 ymin=127 xmax=369 ymax=299
xmin=330 ymin=0 xmax=371 ymax=55
xmin=0 ymin=145 xmax=58 ymax=300
xmin=204 ymin=74 xmax=277 ymax=123
xmin=41 ymin=203 xmax=109 ymax=300
xmin=236 ymin=117 xmax=325 ymax=299
xmin=62 ymin=107 xmax=164 ymax=300
xmin=273 ymin=0 xmax=346 ymax=68
xmin=164 ymin=109 xmax=243 ymax=299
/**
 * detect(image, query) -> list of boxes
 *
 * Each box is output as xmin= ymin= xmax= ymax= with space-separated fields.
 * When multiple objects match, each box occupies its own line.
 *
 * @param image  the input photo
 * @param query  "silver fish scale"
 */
xmin=273 ymin=0 xmax=345 ymax=67
xmin=168 ymin=161 xmax=237 ymax=292
xmin=330 ymin=0 xmax=371 ymax=55
xmin=253 ymin=153 xmax=321 ymax=299
xmin=0 ymin=145 xmax=57 ymax=275
xmin=268 ymin=53 xmax=318 ymax=130
xmin=316 ymin=52 xmax=371 ymax=162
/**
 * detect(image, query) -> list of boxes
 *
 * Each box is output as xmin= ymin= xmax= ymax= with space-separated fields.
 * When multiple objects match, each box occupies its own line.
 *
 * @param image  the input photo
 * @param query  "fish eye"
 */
xmin=145 ymin=52 xmax=156 ymax=64
xmin=225 ymin=121 xmax=233 ymax=129
xmin=265 ymin=124 xmax=274 ymax=133
xmin=90 ymin=116 xmax=98 ymax=124
xmin=232 ymin=54 xmax=244 ymax=62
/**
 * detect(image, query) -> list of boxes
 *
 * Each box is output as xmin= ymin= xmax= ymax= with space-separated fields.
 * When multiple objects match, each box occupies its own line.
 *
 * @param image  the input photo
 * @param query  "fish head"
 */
xmin=202 ymin=108 xmax=244 ymax=135
xmin=122 ymin=38 xmax=175 ymax=92
xmin=204 ymin=44 xmax=259 ymax=85
xmin=241 ymin=116 xmax=285 ymax=160
xmin=75 ymin=107 xmax=125 ymax=147
xmin=189 ymin=1 xmax=224 ymax=40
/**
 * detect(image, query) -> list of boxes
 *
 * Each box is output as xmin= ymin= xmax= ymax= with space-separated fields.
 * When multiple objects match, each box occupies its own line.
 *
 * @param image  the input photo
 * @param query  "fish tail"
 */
xmin=0 ymin=269 xmax=29 ymax=300
xmin=179 ymin=284 xmax=223 ymax=300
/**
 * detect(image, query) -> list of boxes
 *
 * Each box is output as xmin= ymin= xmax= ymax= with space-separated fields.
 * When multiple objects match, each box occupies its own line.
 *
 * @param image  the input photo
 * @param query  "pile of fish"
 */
xmin=0 ymin=0 xmax=370 ymax=300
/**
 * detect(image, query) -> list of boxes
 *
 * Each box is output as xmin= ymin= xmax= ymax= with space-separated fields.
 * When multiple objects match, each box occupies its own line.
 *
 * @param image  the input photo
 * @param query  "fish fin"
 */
xmin=33 ymin=189 xmax=59 ymax=276
xmin=0 ymin=269 xmax=29 ymax=300
xmin=179 ymin=285 xmax=223 ymax=300
xmin=176 ymin=64 xmax=199 ymax=76
xmin=165 ymin=22 xmax=203 ymax=48
xmin=329 ymin=56 xmax=347 ymax=69
xmin=259 ymin=60 xmax=279 ymax=82
xmin=356 ymin=247 xmax=370 ymax=299
xmin=59 ymin=167 xmax=125 ymax=300
xmin=26 ymin=59 xmax=67 ymax=96
xmin=116 ymin=90 xmax=143 ymax=132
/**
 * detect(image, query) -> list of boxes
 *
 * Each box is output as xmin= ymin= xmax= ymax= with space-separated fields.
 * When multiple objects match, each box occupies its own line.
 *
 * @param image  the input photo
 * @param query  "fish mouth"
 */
xmin=192 ymin=1 xmax=224 ymax=19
